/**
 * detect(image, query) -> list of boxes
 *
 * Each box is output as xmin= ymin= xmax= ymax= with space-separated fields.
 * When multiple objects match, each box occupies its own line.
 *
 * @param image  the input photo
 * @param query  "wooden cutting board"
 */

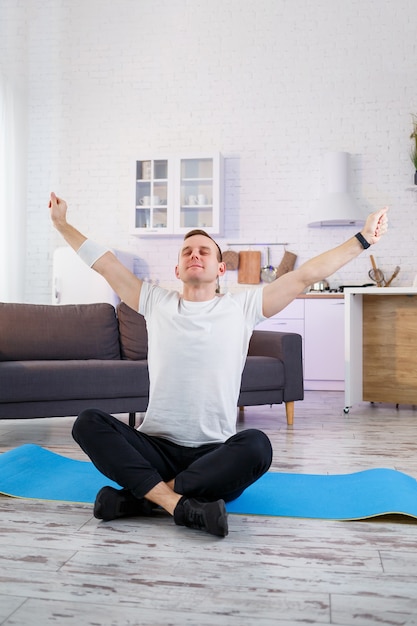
xmin=238 ymin=251 xmax=261 ymax=284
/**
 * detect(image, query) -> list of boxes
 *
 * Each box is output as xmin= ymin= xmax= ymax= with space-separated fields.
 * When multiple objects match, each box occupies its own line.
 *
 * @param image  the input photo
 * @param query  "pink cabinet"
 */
xmin=256 ymin=296 xmax=345 ymax=391
xmin=304 ymin=298 xmax=345 ymax=390
xmin=255 ymin=298 xmax=304 ymax=339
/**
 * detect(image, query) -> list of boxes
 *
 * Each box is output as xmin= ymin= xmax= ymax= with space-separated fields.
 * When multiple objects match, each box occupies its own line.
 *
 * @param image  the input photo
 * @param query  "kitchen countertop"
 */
xmin=299 ymin=292 xmax=344 ymax=299
xmin=343 ymin=286 xmax=417 ymax=295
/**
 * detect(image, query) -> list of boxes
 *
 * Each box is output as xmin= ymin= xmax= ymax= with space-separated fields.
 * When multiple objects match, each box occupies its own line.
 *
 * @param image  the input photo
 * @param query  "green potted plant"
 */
xmin=410 ymin=114 xmax=417 ymax=185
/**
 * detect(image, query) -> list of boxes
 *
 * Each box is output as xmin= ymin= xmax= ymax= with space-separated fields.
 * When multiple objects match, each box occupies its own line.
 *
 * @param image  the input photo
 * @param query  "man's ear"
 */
xmin=218 ymin=261 xmax=226 ymax=277
xmin=175 ymin=264 xmax=180 ymax=279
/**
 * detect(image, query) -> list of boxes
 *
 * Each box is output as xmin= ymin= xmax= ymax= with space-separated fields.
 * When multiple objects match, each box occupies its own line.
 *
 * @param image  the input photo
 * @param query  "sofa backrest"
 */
xmin=117 ymin=302 xmax=148 ymax=360
xmin=0 ymin=303 xmax=121 ymax=361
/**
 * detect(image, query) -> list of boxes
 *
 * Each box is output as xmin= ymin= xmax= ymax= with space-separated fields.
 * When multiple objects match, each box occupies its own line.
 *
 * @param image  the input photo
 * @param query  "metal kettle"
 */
xmin=310 ymin=280 xmax=330 ymax=292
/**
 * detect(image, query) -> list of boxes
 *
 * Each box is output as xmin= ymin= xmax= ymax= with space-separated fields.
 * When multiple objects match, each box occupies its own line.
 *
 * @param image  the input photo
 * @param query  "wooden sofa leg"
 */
xmin=128 ymin=412 xmax=136 ymax=428
xmin=285 ymin=401 xmax=294 ymax=426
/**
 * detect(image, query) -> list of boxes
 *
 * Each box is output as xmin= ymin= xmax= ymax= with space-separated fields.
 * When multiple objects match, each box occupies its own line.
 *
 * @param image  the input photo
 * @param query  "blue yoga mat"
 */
xmin=1 ymin=444 xmax=417 ymax=520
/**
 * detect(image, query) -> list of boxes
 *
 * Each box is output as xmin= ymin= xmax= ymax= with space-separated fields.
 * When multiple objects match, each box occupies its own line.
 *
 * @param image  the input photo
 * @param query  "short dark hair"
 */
xmin=183 ymin=229 xmax=223 ymax=262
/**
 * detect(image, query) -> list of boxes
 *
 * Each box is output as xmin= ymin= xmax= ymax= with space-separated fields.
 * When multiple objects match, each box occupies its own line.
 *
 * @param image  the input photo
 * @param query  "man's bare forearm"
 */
xmin=53 ymin=220 xmax=87 ymax=252
xmin=296 ymin=235 xmax=363 ymax=286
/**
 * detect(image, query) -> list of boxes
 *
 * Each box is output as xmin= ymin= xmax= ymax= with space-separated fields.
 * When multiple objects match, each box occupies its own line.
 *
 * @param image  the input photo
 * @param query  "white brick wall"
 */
xmin=3 ymin=0 xmax=417 ymax=301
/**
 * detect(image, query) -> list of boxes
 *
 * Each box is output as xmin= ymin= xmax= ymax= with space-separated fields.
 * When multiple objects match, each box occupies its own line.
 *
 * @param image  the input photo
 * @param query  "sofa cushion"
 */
xmin=117 ymin=302 xmax=148 ymax=360
xmin=0 ymin=303 xmax=120 ymax=361
xmin=0 ymin=360 xmax=149 ymax=402
xmin=240 ymin=356 xmax=284 ymax=392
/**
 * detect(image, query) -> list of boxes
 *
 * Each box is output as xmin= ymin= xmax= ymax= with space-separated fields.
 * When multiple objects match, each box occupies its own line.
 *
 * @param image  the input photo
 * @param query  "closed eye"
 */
xmin=181 ymin=246 xmax=212 ymax=257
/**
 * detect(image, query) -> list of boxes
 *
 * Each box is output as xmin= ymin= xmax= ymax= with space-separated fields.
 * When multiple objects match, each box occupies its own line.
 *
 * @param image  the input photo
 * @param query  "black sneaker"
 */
xmin=94 ymin=486 xmax=154 ymax=521
xmin=173 ymin=497 xmax=228 ymax=537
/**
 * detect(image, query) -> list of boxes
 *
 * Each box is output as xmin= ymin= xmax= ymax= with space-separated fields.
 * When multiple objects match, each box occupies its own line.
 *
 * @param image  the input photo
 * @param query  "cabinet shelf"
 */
xmin=136 ymin=179 xmax=168 ymax=183
xmin=181 ymin=204 xmax=212 ymax=209
xmin=182 ymin=178 xmax=213 ymax=182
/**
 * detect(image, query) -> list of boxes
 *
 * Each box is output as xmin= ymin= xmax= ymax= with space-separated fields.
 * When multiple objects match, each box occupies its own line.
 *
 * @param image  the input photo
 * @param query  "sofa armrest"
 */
xmin=248 ymin=330 xmax=304 ymax=401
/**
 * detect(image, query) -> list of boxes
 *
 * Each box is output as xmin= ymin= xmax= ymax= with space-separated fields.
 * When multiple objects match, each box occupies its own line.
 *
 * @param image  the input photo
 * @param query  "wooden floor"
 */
xmin=1 ymin=391 xmax=417 ymax=625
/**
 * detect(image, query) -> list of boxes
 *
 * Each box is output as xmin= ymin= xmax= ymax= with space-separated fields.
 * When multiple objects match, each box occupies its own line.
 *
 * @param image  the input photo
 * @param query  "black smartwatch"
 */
xmin=355 ymin=232 xmax=370 ymax=249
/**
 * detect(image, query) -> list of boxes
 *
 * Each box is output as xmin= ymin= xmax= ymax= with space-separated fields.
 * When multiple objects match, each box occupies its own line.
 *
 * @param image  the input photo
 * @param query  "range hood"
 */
xmin=308 ymin=151 xmax=366 ymax=227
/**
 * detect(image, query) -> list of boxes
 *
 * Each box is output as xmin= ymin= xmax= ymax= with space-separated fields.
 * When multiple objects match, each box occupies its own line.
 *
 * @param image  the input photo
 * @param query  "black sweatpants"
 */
xmin=72 ymin=409 xmax=273 ymax=502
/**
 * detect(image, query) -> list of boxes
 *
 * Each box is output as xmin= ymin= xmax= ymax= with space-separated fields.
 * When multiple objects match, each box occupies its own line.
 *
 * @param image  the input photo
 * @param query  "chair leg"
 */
xmin=128 ymin=412 xmax=136 ymax=428
xmin=285 ymin=401 xmax=294 ymax=426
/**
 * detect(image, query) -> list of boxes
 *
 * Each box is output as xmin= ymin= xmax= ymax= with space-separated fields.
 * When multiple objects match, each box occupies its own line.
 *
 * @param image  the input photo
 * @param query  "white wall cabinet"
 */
xmin=133 ymin=154 xmax=223 ymax=236
xmin=256 ymin=296 xmax=345 ymax=391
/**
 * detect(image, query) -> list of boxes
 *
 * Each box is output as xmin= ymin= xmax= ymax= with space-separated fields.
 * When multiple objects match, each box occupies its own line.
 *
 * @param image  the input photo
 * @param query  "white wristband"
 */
xmin=76 ymin=239 xmax=111 ymax=267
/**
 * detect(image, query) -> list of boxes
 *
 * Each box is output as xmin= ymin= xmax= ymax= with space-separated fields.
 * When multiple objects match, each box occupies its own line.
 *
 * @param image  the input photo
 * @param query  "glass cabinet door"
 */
xmin=179 ymin=157 xmax=214 ymax=229
xmin=135 ymin=159 xmax=169 ymax=230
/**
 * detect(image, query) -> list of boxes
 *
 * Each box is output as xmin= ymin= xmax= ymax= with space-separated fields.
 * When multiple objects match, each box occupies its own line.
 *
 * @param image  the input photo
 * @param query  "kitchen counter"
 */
xmin=344 ymin=287 xmax=417 ymax=411
xmin=299 ymin=292 xmax=344 ymax=299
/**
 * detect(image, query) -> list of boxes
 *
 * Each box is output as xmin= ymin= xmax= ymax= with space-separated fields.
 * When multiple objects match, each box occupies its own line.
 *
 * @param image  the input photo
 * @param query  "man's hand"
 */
xmin=49 ymin=192 xmax=68 ymax=229
xmin=48 ymin=192 xmax=86 ymax=250
xmin=361 ymin=206 xmax=389 ymax=246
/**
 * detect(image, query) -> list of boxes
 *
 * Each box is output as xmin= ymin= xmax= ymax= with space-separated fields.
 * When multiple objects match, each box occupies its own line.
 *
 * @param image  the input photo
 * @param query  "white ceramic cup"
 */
xmin=140 ymin=196 xmax=160 ymax=205
xmin=188 ymin=195 xmax=197 ymax=205
xmin=197 ymin=194 xmax=206 ymax=205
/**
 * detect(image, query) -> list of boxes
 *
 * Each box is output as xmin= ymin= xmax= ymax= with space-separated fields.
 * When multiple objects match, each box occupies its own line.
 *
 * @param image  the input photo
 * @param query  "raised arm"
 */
xmin=262 ymin=206 xmax=389 ymax=318
xmin=49 ymin=192 xmax=143 ymax=311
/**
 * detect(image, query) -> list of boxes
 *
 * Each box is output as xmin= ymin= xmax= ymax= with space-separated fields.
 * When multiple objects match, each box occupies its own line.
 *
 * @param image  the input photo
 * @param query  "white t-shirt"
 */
xmin=137 ymin=282 xmax=266 ymax=446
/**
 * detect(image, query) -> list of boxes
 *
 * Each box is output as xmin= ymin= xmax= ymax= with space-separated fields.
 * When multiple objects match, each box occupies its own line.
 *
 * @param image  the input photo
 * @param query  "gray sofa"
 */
xmin=0 ymin=301 xmax=304 ymax=426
